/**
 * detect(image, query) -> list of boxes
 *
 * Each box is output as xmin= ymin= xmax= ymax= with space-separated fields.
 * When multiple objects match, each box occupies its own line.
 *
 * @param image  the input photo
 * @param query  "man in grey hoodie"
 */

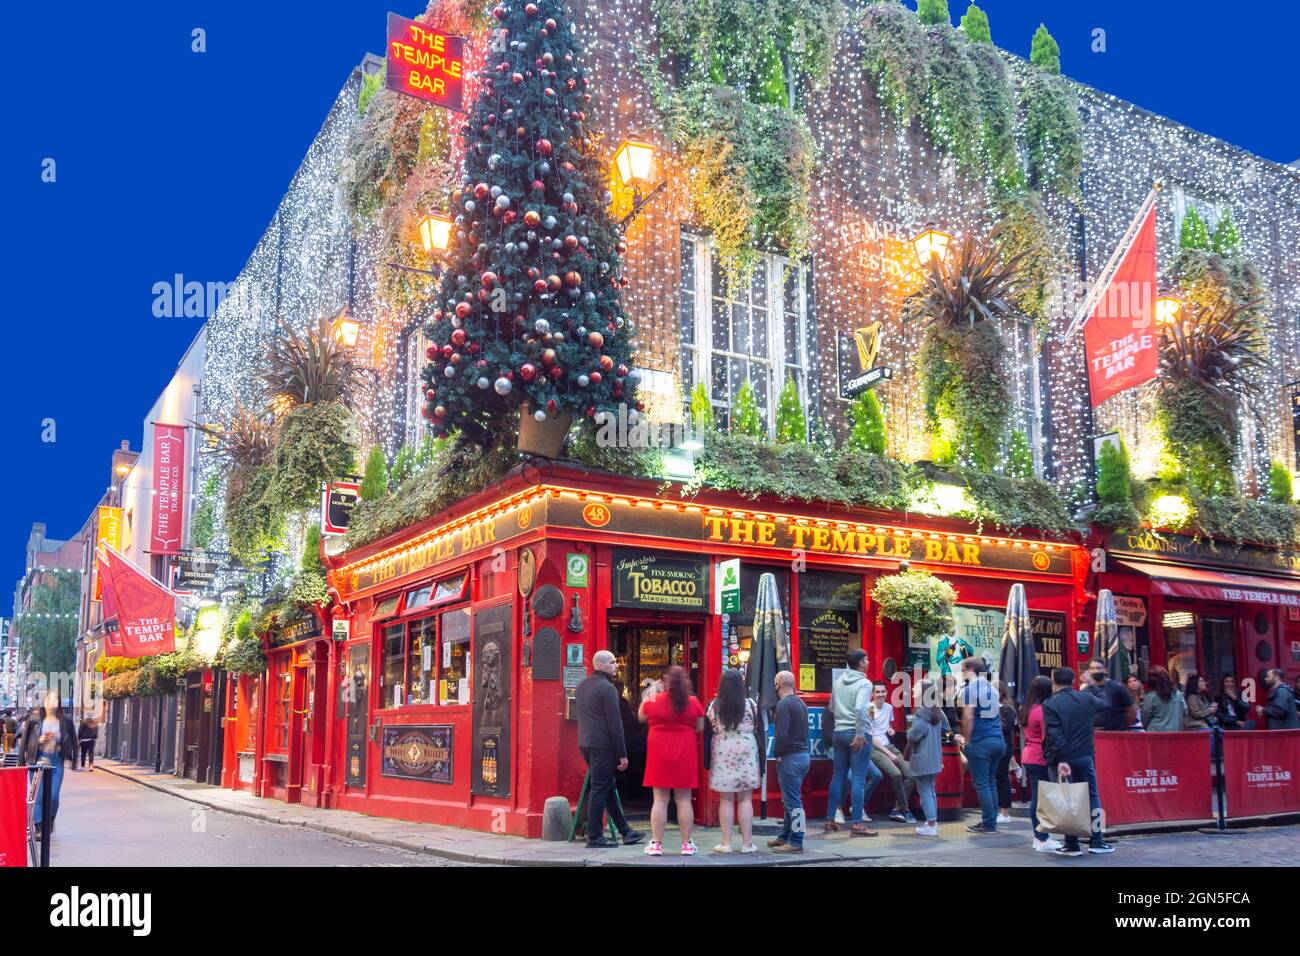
xmin=823 ymin=649 xmax=883 ymax=836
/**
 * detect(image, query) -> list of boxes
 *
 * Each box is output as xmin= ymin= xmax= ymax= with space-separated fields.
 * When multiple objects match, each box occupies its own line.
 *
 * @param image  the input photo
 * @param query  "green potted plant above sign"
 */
xmin=871 ymin=568 xmax=957 ymax=644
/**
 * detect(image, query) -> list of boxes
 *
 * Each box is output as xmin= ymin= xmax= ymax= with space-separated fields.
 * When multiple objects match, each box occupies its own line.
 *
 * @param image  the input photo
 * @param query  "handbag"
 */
xmin=1034 ymin=777 xmax=1093 ymax=838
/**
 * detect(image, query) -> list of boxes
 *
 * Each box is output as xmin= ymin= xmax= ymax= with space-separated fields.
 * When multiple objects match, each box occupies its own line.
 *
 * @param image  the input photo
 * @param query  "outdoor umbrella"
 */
xmin=1095 ymin=589 xmax=1126 ymax=681
xmin=997 ymin=583 xmax=1038 ymax=706
xmin=747 ymin=572 xmax=782 ymax=818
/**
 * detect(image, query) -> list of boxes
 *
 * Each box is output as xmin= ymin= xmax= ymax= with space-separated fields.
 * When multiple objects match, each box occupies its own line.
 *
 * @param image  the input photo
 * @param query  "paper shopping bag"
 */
xmin=1034 ymin=778 xmax=1092 ymax=838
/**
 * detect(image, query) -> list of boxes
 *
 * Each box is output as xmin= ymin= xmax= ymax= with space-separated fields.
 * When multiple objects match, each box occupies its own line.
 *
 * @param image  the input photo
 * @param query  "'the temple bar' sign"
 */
xmin=385 ymin=12 xmax=466 ymax=112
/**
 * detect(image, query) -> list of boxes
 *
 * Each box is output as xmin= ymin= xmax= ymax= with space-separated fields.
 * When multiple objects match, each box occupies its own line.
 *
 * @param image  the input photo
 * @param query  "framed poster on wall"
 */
xmin=471 ymin=601 xmax=512 ymax=797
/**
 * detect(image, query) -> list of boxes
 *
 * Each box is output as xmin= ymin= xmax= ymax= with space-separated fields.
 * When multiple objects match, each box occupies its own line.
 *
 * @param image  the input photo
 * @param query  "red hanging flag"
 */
xmin=98 ymin=551 xmax=126 ymax=658
xmin=1083 ymin=206 xmax=1159 ymax=407
xmin=101 ymin=546 xmax=176 ymax=658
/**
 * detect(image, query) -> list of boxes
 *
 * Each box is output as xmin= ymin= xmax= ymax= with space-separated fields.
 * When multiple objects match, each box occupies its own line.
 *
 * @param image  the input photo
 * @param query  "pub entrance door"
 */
xmin=606 ymin=617 xmax=703 ymax=819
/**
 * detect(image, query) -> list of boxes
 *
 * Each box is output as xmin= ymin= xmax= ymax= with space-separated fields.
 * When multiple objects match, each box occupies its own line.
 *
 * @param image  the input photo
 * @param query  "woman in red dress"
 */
xmin=638 ymin=666 xmax=705 ymax=856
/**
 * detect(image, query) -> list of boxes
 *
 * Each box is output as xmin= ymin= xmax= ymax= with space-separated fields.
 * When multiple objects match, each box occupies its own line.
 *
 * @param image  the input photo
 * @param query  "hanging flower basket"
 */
xmin=518 ymin=404 xmax=573 ymax=459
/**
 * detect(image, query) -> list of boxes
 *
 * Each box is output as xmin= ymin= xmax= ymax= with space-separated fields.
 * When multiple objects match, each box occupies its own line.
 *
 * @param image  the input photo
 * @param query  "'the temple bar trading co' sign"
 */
xmin=150 ymin=423 xmax=187 ymax=555
xmin=385 ymin=12 xmax=467 ymax=111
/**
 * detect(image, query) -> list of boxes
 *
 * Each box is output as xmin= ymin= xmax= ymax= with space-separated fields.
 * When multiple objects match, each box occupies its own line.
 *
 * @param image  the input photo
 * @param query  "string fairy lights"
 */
xmin=186 ymin=0 xmax=1298 ymax=560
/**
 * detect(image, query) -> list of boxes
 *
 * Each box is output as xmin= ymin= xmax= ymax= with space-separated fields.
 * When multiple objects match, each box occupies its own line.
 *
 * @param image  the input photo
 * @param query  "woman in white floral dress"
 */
xmin=706 ymin=669 xmax=761 ymax=853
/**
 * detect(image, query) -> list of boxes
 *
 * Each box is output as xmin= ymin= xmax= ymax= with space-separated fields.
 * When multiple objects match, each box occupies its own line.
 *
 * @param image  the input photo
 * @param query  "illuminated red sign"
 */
xmin=385 ymin=12 xmax=466 ymax=111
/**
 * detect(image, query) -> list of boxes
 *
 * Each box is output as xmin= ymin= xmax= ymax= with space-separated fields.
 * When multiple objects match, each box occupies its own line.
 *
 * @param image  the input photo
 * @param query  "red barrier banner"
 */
xmin=0 ymin=768 xmax=27 ymax=867
xmin=1094 ymin=731 xmax=1213 ymax=826
xmin=1223 ymin=729 xmax=1300 ymax=819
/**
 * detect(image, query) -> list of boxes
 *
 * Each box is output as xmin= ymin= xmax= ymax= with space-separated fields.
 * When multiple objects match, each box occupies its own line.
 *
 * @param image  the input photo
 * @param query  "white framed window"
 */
xmin=1171 ymin=185 xmax=1223 ymax=244
xmin=678 ymin=234 xmax=813 ymax=435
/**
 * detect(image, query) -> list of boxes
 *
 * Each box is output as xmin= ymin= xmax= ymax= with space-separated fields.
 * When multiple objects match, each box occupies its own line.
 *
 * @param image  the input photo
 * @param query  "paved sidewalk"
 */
xmin=96 ymin=760 xmax=1033 ymax=866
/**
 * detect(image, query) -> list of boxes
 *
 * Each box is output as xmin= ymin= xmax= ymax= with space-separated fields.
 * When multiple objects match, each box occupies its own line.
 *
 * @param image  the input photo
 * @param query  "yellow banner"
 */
xmin=94 ymin=506 xmax=122 ymax=602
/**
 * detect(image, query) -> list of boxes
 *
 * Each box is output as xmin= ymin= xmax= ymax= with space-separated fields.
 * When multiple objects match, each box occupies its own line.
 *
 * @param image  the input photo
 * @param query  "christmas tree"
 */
xmin=421 ymin=0 xmax=640 ymax=448
xmin=1211 ymin=207 xmax=1240 ymax=253
xmin=1030 ymin=24 xmax=1060 ymax=74
xmin=1180 ymin=206 xmax=1211 ymax=250
xmin=848 ymin=390 xmax=887 ymax=455
xmin=774 ymin=376 xmax=806 ymax=443
xmin=360 ymin=444 xmax=389 ymax=500
xmin=731 ymin=381 xmax=764 ymax=438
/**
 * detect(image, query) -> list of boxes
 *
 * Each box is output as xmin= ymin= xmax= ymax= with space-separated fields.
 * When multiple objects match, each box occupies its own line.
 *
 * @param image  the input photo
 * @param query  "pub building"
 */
xmin=1091 ymin=528 xmax=1300 ymax=699
xmin=219 ymin=463 xmax=1083 ymax=837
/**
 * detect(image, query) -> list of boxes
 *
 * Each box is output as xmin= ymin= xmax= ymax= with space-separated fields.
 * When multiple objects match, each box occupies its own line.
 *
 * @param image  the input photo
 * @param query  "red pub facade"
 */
xmin=219 ymin=464 xmax=1085 ymax=836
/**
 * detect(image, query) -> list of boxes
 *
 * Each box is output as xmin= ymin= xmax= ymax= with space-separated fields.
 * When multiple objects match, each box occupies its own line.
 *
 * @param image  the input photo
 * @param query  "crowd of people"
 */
xmin=574 ymin=651 xmax=1300 ymax=858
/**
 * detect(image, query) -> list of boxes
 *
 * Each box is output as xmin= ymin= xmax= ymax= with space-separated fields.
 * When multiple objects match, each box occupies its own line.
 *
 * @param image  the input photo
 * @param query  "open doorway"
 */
xmin=606 ymin=621 xmax=699 ymax=818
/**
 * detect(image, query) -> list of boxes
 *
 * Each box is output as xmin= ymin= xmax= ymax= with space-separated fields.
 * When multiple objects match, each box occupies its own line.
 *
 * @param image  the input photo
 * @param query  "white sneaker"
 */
xmin=1032 ymin=838 xmax=1063 ymax=853
xmin=997 ymin=813 xmax=1013 ymax=824
xmin=834 ymin=808 xmax=845 ymax=825
xmin=914 ymin=824 xmax=939 ymax=837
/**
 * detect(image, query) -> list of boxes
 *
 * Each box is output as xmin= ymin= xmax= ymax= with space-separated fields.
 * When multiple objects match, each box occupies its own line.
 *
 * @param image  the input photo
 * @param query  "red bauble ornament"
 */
xmin=547 ymin=399 xmax=558 ymax=412
xmin=455 ymin=302 xmax=472 ymax=319
xmin=615 ymin=363 xmax=627 ymax=375
xmin=520 ymin=363 xmax=537 ymax=381
xmin=533 ymin=279 xmax=548 ymax=294
xmin=474 ymin=182 xmax=489 ymax=199
xmin=546 ymin=274 xmax=562 ymax=291
xmin=451 ymin=328 xmax=468 ymax=346
xmin=511 ymin=72 xmax=523 ymax=85
xmin=425 ymin=389 xmax=436 ymax=401
xmin=426 ymin=345 xmax=438 ymax=360
xmin=525 ymin=2 xmax=538 ymax=14
xmin=545 ymin=18 xmax=557 ymax=29
xmin=502 ymin=210 xmax=517 ymax=225
xmin=565 ymin=270 xmax=581 ymax=287
xmin=542 ymin=348 xmax=557 ymax=365
xmin=586 ymin=406 xmax=596 ymax=417
xmin=480 ymin=271 xmax=497 ymax=288
xmin=589 ymin=371 xmax=602 ymax=385
xmin=527 ymin=267 xmax=541 ymax=280
xmin=564 ymin=234 xmax=578 ymax=250
xmin=601 ymin=356 xmax=615 ymax=372
xmin=531 ymin=179 xmax=545 ymax=191
xmin=550 ymin=366 xmax=564 ymax=380
xmin=422 ymin=405 xmax=433 ymax=419
xmin=536 ymin=138 xmax=553 ymax=156
xmin=441 ymin=344 xmax=454 ymax=358
xmin=587 ymin=331 xmax=605 ymax=348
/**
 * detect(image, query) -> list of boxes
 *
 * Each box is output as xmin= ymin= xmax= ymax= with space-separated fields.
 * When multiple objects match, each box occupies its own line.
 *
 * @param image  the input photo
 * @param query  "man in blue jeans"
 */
xmin=769 ymin=670 xmax=810 ymax=853
xmin=1043 ymin=666 xmax=1113 ymax=856
xmin=959 ymin=657 xmax=1005 ymax=834
xmin=824 ymin=649 xmax=883 ymax=837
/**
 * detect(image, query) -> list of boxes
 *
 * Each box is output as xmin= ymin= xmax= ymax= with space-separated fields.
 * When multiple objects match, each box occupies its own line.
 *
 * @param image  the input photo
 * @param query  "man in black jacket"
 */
xmin=575 ymin=651 xmax=643 ymax=848
xmin=1256 ymin=669 xmax=1300 ymax=729
xmin=1043 ymin=667 xmax=1113 ymax=857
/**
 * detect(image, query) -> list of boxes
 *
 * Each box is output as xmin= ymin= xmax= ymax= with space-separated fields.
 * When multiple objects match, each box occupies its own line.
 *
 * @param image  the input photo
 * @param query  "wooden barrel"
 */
xmin=935 ymin=742 xmax=964 ymax=821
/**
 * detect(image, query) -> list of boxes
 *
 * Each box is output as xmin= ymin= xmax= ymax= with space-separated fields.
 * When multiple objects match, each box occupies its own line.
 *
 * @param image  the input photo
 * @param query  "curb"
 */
xmin=92 ymin=761 xmax=888 ymax=867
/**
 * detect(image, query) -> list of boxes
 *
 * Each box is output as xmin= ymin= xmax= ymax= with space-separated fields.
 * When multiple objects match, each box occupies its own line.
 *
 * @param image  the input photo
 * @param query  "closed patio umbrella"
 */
xmin=747 ymin=572 xmax=782 ymax=818
xmin=997 ymin=583 xmax=1038 ymax=706
xmin=1095 ymin=589 xmax=1127 ymax=682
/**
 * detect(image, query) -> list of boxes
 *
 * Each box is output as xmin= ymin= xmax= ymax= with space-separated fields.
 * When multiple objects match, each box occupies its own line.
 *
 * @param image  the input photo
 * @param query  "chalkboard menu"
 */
xmin=798 ymin=608 xmax=859 ymax=694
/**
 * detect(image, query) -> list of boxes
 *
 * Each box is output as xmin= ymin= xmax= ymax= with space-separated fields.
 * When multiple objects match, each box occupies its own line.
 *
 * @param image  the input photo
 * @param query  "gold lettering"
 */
xmin=963 ymin=544 xmax=981 ymax=565
xmin=756 ymin=522 xmax=776 ymax=546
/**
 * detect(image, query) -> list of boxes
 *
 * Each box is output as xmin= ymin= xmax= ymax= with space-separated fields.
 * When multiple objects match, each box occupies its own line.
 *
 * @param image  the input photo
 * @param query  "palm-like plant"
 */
xmin=906 ymin=234 xmax=1024 ymax=329
xmin=211 ymin=402 xmax=278 ymax=510
xmin=1154 ymin=295 xmax=1268 ymax=495
xmin=1158 ymin=295 xmax=1267 ymax=399
xmin=261 ymin=317 xmax=361 ymax=410
xmin=908 ymin=235 xmax=1024 ymax=470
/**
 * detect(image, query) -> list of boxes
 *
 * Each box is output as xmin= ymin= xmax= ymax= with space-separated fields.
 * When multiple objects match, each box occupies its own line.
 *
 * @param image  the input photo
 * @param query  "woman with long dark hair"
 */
xmin=1141 ymin=666 xmax=1186 ymax=731
xmin=638 ymin=666 xmax=705 ymax=856
xmin=1019 ymin=675 xmax=1060 ymax=853
xmin=1183 ymin=675 xmax=1218 ymax=729
xmin=706 ymin=669 xmax=761 ymax=853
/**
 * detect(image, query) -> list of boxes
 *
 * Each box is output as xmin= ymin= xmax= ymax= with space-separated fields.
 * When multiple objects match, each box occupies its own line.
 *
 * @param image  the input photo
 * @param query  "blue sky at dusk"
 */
xmin=2 ymin=0 xmax=1295 ymax=613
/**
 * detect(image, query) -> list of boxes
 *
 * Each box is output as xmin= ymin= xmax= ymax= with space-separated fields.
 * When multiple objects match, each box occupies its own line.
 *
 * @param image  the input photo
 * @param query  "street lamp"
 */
xmin=418 ymin=212 xmax=453 ymax=253
xmin=612 ymin=139 xmax=667 ymax=230
xmin=1154 ymin=295 xmax=1182 ymax=325
xmin=330 ymin=306 xmax=360 ymax=347
xmin=911 ymin=226 xmax=951 ymax=266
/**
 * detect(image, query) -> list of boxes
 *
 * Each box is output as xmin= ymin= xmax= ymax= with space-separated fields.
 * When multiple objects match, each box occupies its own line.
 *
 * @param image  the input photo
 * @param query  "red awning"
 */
xmin=1115 ymin=558 xmax=1300 ymax=607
